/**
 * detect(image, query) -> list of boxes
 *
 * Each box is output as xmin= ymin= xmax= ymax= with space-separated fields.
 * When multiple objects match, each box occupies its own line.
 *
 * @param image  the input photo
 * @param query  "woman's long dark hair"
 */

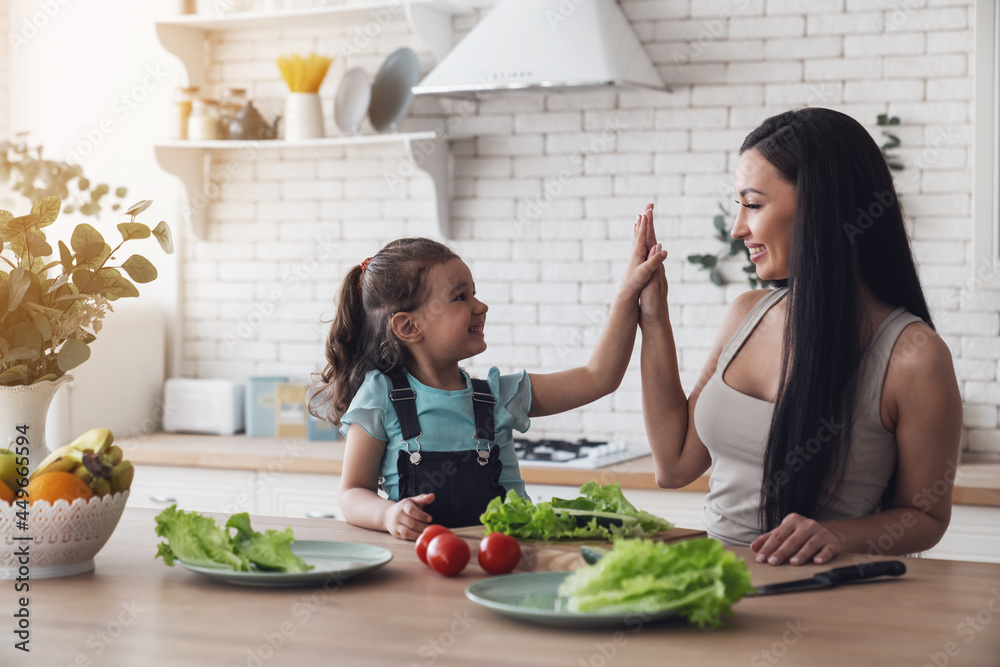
xmin=742 ymin=108 xmax=934 ymax=531
xmin=310 ymin=238 xmax=457 ymax=424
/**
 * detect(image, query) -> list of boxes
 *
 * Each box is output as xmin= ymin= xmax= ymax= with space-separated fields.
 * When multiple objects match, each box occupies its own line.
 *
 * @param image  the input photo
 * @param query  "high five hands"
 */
xmin=622 ymin=203 xmax=667 ymax=298
xmin=633 ymin=203 xmax=669 ymax=323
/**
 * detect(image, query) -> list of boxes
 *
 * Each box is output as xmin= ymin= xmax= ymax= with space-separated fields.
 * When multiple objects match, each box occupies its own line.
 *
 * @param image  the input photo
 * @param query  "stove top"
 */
xmin=513 ymin=438 xmax=650 ymax=469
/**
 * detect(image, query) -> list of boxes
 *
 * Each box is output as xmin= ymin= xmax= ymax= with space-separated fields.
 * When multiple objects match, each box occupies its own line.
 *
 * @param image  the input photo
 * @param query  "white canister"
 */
xmin=284 ymin=93 xmax=324 ymax=141
xmin=188 ymin=98 xmax=220 ymax=140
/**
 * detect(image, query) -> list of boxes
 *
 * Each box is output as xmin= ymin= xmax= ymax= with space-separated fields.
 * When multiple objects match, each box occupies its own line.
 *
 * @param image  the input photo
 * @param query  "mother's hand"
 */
xmin=639 ymin=203 xmax=657 ymax=254
xmin=636 ymin=203 xmax=669 ymax=323
xmin=621 ymin=207 xmax=667 ymax=296
xmin=750 ymin=513 xmax=844 ymax=566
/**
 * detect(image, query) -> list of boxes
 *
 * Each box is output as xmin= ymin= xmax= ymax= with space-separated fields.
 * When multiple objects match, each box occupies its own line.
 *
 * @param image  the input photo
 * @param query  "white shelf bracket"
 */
xmin=406 ymin=136 xmax=450 ymax=238
xmin=405 ymin=3 xmax=455 ymax=63
xmin=154 ymin=146 xmax=211 ymax=240
xmin=155 ymin=24 xmax=206 ymax=87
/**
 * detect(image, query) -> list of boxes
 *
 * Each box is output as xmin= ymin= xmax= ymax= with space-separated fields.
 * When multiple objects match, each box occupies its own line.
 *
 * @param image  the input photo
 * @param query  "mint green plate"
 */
xmin=465 ymin=572 xmax=681 ymax=628
xmin=176 ymin=540 xmax=393 ymax=587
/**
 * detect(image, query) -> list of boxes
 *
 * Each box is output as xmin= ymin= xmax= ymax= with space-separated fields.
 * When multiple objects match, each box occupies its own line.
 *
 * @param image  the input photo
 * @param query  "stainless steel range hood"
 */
xmin=412 ymin=0 xmax=667 ymax=97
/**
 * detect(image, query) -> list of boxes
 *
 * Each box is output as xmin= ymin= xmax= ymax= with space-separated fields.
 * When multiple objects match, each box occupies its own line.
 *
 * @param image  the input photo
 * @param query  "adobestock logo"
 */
xmin=842 ymin=189 xmax=898 ymax=244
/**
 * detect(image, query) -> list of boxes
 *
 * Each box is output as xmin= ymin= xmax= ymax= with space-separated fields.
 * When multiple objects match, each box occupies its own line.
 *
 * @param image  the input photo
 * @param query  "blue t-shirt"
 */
xmin=340 ymin=367 xmax=530 ymax=501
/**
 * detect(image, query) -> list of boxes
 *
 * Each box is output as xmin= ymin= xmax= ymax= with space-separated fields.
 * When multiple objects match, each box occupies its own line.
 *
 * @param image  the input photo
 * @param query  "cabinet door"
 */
xmin=258 ymin=473 xmax=341 ymax=520
xmin=923 ymin=505 xmax=1000 ymax=563
xmin=130 ymin=465 xmax=256 ymax=514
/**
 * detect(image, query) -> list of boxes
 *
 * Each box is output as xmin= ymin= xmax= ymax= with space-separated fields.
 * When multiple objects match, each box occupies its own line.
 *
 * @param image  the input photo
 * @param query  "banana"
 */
xmin=105 ymin=445 xmax=124 ymax=466
xmin=110 ymin=461 xmax=134 ymax=494
xmin=32 ymin=428 xmax=114 ymax=477
xmin=66 ymin=427 xmax=115 ymax=455
xmin=30 ymin=428 xmax=132 ymax=498
xmin=30 ymin=448 xmax=85 ymax=477
xmin=91 ymin=478 xmax=112 ymax=497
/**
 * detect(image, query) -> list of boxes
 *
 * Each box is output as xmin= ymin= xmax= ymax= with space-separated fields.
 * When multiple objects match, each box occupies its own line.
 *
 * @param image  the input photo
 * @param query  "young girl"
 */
xmin=313 ymin=222 xmax=666 ymax=540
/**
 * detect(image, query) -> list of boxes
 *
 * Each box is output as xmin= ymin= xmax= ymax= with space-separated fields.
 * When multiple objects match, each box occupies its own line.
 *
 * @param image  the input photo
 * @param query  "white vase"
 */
xmin=0 ymin=375 xmax=72 ymax=474
xmin=284 ymin=92 xmax=324 ymax=141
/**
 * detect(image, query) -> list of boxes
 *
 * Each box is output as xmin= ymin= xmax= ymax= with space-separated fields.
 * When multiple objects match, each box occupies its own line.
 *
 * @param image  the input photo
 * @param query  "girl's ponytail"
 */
xmin=311 ymin=264 xmax=366 ymax=424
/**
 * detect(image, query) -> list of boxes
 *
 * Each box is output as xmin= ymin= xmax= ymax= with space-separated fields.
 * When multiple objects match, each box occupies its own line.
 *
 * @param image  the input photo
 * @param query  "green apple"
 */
xmin=0 ymin=445 xmax=19 ymax=492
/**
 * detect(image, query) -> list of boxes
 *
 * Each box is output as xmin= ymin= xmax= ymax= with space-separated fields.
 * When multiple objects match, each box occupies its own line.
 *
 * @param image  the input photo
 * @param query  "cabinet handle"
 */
xmin=150 ymin=495 xmax=178 ymax=503
xmin=306 ymin=512 xmax=337 ymax=519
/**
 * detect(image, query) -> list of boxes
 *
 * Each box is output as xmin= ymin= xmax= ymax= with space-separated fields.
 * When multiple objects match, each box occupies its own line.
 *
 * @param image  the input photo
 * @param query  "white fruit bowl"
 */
xmin=0 ymin=491 xmax=129 ymax=579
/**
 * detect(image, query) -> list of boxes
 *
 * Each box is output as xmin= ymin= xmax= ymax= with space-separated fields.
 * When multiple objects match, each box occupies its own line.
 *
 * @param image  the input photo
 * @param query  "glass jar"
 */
xmin=219 ymin=88 xmax=248 ymax=139
xmin=188 ymin=98 xmax=220 ymax=140
xmin=169 ymin=86 xmax=199 ymax=140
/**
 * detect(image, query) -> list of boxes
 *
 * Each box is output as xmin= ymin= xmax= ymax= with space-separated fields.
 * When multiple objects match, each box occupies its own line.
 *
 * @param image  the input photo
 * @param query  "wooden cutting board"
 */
xmin=452 ymin=526 xmax=707 ymax=573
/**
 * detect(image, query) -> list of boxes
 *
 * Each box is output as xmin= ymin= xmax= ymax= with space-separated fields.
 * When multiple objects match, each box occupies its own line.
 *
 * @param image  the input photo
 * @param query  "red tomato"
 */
xmin=415 ymin=525 xmax=452 ymax=566
xmin=478 ymin=532 xmax=521 ymax=575
xmin=426 ymin=533 xmax=470 ymax=577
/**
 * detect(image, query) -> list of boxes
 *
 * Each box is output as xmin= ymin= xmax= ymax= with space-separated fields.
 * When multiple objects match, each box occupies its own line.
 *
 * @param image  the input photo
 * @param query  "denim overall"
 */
xmin=387 ymin=370 xmax=506 ymax=528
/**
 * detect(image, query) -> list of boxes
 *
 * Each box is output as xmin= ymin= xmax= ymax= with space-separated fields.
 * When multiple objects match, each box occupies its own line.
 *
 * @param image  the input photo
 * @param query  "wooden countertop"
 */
xmin=121 ymin=433 xmax=1000 ymax=507
xmin=10 ymin=508 xmax=1000 ymax=666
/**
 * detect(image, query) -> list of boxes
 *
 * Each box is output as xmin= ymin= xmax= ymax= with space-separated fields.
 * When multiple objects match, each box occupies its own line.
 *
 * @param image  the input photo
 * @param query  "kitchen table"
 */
xmin=3 ymin=508 xmax=999 ymax=667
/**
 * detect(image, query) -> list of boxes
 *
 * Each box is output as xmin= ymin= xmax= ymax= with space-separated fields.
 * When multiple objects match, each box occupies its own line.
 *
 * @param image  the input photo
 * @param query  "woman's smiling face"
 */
xmin=731 ymin=148 xmax=797 ymax=281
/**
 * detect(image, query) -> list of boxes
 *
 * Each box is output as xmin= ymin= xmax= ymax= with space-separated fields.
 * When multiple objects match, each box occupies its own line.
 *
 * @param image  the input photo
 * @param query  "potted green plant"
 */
xmin=0 ymin=195 xmax=172 ymax=464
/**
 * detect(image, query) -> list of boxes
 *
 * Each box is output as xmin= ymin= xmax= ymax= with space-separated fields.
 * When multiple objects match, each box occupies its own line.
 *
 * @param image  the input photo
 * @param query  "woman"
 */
xmin=639 ymin=108 xmax=962 ymax=566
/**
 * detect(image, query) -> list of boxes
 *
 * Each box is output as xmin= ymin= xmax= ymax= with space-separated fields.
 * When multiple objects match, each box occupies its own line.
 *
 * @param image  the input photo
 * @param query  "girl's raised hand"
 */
xmin=384 ymin=493 xmax=436 ymax=541
xmin=621 ymin=205 xmax=668 ymax=296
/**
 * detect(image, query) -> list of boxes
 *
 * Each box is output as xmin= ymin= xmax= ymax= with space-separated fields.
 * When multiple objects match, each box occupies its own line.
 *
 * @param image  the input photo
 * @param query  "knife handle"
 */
xmin=814 ymin=560 xmax=906 ymax=587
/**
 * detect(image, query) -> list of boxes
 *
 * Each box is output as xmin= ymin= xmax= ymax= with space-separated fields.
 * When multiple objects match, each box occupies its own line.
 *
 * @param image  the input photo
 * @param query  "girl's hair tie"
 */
xmin=357 ymin=256 xmax=373 ymax=293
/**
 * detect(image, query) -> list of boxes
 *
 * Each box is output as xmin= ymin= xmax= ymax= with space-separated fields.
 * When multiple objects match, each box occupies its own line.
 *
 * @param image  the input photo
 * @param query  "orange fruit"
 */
xmin=0 ymin=480 xmax=13 ymax=505
xmin=26 ymin=472 xmax=94 ymax=506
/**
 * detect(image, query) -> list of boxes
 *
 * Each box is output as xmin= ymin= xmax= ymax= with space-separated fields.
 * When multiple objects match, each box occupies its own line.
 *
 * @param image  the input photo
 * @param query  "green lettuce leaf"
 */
xmin=226 ymin=513 xmax=313 ymax=573
xmin=154 ymin=505 xmax=250 ymax=571
xmin=480 ymin=483 xmax=673 ymax=540
xmin=154 ymin=506 xmax=312 ymax=573
xmin=556 ymin=538 xmax=755 ymax=628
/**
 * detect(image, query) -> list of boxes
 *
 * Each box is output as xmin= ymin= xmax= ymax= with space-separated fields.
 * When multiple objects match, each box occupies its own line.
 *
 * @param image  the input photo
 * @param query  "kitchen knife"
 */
xmin=751 ymin=560 xmax=906 ymax=596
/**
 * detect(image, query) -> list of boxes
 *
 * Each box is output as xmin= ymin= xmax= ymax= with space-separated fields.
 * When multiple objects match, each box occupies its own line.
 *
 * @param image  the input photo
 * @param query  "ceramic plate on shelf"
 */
xmin=465 ymin=572 xmax=683 ymax=628
xmin=368 ymin=47 xmax=420 ymax=132
xmin=175 ymin=540 xmax=392 ymax=587
xmin=334 ymin=66 xmax=371 ymax=134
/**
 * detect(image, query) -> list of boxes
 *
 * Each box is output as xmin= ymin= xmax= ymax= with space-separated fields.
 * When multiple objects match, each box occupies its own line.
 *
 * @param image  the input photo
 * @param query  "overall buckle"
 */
xmin=390 ymin=388 xmax=416 ymax=402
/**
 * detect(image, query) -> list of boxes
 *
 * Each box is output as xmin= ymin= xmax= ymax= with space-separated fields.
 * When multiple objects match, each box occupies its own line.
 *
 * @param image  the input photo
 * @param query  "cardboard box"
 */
xmin=307 ymin=411 xmax=340 ymax=441
xmin=245 ymin=376 xmax=288 ymax=437
xmin=274 ymin=382 xmax=309 ymax=439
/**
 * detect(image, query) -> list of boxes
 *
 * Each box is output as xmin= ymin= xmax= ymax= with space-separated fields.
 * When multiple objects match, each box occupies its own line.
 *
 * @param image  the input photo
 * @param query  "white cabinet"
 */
xmin=924 ymin=504 xmax=1000 ymax=564
xmin=130 ymin=465 xmax=256 ymax=514
xmin=132 ymin=464 xmax=341 ymax=519
xmin=257 ymin=472 xmax=341 ymax=519
xmin=153 ymin=1 xmax=469 ymax=238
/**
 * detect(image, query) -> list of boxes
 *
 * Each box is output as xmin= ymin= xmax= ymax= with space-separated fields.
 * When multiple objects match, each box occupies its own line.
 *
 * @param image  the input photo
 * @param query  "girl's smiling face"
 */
xmin=411 ymin=258 xmax=488 ymax=363
xmin=731 ymin=148 xmax=797 ymax=281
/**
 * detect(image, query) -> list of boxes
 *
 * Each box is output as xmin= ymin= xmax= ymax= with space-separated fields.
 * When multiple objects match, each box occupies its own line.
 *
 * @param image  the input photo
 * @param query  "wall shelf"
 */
xmin=155 ymin=131 xmax=450 ymax=239
xmin=156 ymin=1 xmax=471 ymax=87
xmin=154 ymin=1 xmax=467 ymax=239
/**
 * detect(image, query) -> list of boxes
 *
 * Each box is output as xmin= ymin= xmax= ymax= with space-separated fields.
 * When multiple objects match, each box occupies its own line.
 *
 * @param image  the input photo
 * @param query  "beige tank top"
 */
xmin=693 ymin=287 xmax=925 ymax=546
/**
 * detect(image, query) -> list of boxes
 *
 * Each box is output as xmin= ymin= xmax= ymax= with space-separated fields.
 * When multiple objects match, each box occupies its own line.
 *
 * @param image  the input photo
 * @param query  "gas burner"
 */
xmin=512 ymin=438 xmax=648 ymax=469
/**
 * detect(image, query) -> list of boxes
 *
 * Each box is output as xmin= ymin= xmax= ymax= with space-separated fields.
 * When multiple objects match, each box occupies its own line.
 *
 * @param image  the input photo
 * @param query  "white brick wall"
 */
xmin=177 ymin=0 xmax=998 ymax=458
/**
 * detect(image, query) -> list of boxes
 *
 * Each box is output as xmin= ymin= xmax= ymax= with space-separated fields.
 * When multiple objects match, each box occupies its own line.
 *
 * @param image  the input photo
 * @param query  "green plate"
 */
xmin=175 ymin=540 xmax=393 ymax=587
xmin=465 ymin=572 xmax=681 ymax=628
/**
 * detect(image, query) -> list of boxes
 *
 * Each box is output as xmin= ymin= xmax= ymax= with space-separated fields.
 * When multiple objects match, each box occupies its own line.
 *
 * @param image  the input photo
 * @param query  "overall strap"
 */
xmin=470 ymin=378 xmax=496 ymax=443
xmin=387 ymin=370 xmax=420 ymax=441
xmin=386 ymin=370 xmax=497 ymax=443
